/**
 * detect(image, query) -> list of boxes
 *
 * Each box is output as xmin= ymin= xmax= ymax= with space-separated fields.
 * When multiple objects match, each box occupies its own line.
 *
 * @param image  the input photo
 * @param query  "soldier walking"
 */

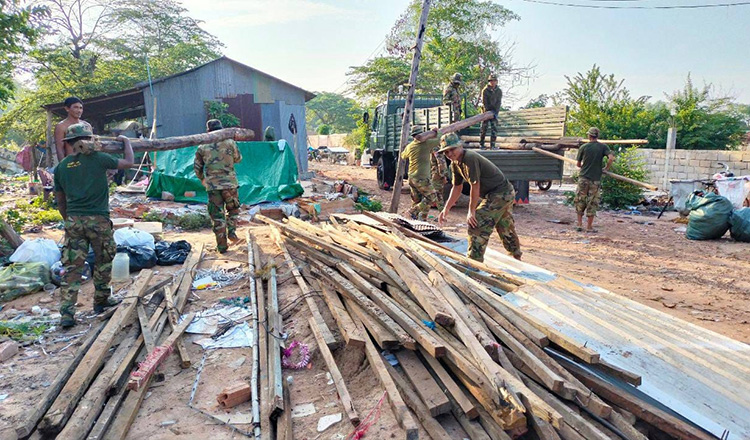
xmin=194 ymin=119 xmax=243 ymax=253
xmin=442 ymin=73 xmax=463 ymax=122
xmin=53 ymin=123 xmax=134 ymax=328
xmin=437 ymin=133 xmax=522 ymax=262
xmin=479 ymin=74 xmax=502 ymax=149
xmin=575 ymin=127 xmax=615 ymax=232
xmin=400 ymin=125 xmax=441 ymax=221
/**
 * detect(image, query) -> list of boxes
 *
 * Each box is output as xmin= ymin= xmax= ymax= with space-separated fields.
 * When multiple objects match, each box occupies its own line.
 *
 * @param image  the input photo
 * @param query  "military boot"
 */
xmin=490 ymin=135 xmax=497 ymax=149
xmin=60 ymin=313 xmax=76 ymax=329
xmin=479 ymin=130 xmax=486 ymax=149
xmin=94 ymin=296 xmax=122 ymax=313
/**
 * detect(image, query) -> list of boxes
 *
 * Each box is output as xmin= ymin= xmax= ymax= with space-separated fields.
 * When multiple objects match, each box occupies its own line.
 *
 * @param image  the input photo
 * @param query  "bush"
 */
xmin=176 ymin=212 xmax=212 ymax=231
xmin=601 ymin=147 xmax=648 ymax=209
xmin=204 ymin=101 xmax=240 ymax=128
xmin=317 ymin=124 xmax=332 ymax=135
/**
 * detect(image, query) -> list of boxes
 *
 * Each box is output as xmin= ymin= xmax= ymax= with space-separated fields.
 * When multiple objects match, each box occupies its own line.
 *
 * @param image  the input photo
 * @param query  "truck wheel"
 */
xmin=536 ymin=180 xmax=552 ymax=191
xmin=377 ymin=157 xmax=387 ymax=189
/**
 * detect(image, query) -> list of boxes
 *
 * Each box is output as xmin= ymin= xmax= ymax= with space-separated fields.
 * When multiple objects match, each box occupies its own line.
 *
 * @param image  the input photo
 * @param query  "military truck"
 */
xmin=367 ymin=92 xmax=568 ymax=200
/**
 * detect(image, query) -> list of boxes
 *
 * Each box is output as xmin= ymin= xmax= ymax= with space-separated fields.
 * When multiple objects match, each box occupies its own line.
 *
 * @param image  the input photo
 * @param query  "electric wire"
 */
xmin=517 ymin=0 xmax=750 ymax=9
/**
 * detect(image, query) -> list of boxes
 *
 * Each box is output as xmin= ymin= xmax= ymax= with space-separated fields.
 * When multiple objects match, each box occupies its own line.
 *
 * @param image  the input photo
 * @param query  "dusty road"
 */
xmin=310 ymin=160 xmax=750 ymax=344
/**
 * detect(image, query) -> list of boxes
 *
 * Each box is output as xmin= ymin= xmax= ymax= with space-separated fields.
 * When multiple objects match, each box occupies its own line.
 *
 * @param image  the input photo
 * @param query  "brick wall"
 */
xmin=563 ymin=148 xmax=750 ymax=189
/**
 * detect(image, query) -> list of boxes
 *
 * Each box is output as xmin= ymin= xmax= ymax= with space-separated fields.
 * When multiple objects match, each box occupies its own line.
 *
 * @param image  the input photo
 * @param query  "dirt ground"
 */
xmin=309 ymin=160 xmax=750 ymax=344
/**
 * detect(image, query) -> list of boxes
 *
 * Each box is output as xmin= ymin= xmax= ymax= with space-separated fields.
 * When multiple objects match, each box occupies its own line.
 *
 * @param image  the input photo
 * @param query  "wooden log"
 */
xmin=268 ymin=267 xmax=284 ymax=418
xmin=385 ymin=363 xmax=453 ymax=440
xmin=418 ymin=347 xmax=477 ymax=419
xmin=39 ymin=269 xmax=154 ymax=435
xmin=414 ymin=111 xmax=496 ymax=142
xmin=0 ymin=219 xmax=23 ymax=249
xmin=394 ymin=350 xmax=451 ymax=417
xmin=375 ymin=240 xmax=454 ymax=327
xmin=316 ymin=280 xmax=366 ymax=348
xmin=341 ymin=295 xmax=400 ymax=350
xmin=531 ymin=147 xmax=658 ymax=191
xmin=14 ymin=321 xmax=106 ymax=438
xmin=308 ymin=317 xmax=360 ymax=426
xmin=82 ymin=127 xmax=255 ymax=154
xmin=269 ymin=226 xmax=337 ymax=349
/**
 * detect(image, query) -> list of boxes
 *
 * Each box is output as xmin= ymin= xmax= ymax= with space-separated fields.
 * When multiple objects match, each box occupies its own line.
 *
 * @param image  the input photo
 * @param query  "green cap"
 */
xmin=451 ymin=73 xmax=463 ymax=83
xmin=437 ymin=133 xmax=462 ymax=153
xmin=410 ymin=125 xmax=425 ymax=137
xmin=587 ymin=127 xmax=600 ymax=138
xmin=206 ymin=119 xmax=223 ymax=131
xmin=488 ymin=74 xmax=498 ymax=81
xmin=63 ymin=123 xmax=93 ymax=140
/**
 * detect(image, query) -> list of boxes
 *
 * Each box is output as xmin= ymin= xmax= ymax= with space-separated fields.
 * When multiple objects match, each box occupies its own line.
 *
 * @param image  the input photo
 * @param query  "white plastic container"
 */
xmin=111 ymin=252 xmax=130 ymax=282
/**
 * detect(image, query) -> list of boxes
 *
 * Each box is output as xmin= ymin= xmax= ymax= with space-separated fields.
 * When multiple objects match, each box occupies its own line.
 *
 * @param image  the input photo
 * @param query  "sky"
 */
xmin=179 ymin=0 xmax=750 ymax=108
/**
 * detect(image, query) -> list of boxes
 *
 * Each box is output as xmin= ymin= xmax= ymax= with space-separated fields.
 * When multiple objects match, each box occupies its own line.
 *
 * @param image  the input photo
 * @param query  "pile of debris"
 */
xmin=250 ymin=212 xmax=711 ymax=440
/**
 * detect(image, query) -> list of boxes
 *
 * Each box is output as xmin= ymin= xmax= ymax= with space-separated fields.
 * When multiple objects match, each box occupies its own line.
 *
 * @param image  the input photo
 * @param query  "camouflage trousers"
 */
xmin=60 ymin=216 xmax=116 ymax=318
xmin=450 ymin=103 xmax=462 ymax=123
xmin=468 ymin=190 xmax=522 ymax=262
xmin=430 ymin=175 xmax=446 ymax=211
xmin=574 ymin=177 xmax=601 ymax=217
xmin=479 ymin=118 xmax=498 ymax=148
xmin=408 ymin=177 xmax=439 ymax=221
xmin=208 ymin=188 xmax=240 ymax=252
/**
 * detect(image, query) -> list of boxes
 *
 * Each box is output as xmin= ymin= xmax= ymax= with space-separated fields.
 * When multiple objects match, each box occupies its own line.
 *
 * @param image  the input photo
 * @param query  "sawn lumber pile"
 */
xmin=257 ymin=213 xmax=714 ymax=440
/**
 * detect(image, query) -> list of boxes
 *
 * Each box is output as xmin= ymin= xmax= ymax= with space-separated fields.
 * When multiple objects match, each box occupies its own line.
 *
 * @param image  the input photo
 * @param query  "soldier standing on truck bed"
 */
xmin=401 ymin=125 xmax=441 ymax=221
xmin=479 ymin=74 xmax=502 ymax=149
xmin=194 ymin=119 xmax=243 ymax=253
xmin=437 ymin=133 xmax=522 ymax=262
xmin=443 ymin=73 xmax=463 ymax=122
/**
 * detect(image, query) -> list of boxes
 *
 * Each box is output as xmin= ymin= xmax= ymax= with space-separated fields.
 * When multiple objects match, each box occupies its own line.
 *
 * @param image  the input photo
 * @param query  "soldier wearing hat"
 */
xmin=400 ymin=125 xmax=441 ymax=220
xmin=53 ymin=123 xmax=134 ymax=328
xmin=479 ymin=74 xmax=502 ymax=149
xmin=437 ymin=133 xmax=522 ymax=262
xmin=194 ymin=119 xmax=243 ymax=253
xmin=442 ymin=73 xmax=463 ymax=122
xmin=574 ymin=127 xmax=615 ymax=232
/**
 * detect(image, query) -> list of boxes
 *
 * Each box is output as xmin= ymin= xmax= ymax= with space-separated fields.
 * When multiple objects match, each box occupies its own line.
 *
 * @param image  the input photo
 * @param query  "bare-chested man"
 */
xmin=54 ymin=97 xmax=92 ymax=163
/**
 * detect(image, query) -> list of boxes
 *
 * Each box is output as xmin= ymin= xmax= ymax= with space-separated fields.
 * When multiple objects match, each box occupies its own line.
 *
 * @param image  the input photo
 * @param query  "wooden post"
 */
xmin=46 ymin=110 xmax=55 ymax=167
xmin=664 ymin=126 xmax=676 ymax=191
xmin=389 ymin=0 xmax=431 ymax=212
xmin=246 ymin=232 xmax=262 ymax=439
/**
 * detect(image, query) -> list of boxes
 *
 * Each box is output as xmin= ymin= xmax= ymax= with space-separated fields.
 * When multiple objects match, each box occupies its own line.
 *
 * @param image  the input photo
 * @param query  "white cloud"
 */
xmin=181 ymin=0 xmax=354 ymax=27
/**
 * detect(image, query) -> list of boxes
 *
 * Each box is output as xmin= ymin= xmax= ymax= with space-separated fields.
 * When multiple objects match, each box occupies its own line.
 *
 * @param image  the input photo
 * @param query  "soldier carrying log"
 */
xmin=401 ymin=125 xmax=441 ymax=221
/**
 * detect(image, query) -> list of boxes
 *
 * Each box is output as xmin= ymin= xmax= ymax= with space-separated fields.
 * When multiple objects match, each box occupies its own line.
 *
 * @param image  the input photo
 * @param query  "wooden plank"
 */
xmin=246 ymin=233 xmax=262 ymax=439
xmin=394 ymin=350 xmax=450 ymax=417
xmin=315 ymin=262 xmax=417 ymax=350
xmin=270 ymin=226 xmax=337 ymax=349
xmin=14 ymin=321 xmax=106 ymax=438
xmin=251 ymin=241 xmax=272 ymax=440
xmin=39 ymin=269 xmax=154 ymax=436
xmin=163 ymin=286 xmax=190 ymax=368
xmin=316 ymin=279 xmax=366 ymax=348
xmin=341 ymin=296 xmax=400 ymax=350
xmin=87 ymin=385 xmax=127 ymax=440
xmin=450 ymin=400 xmax=491 ymax=440
xmin=308 ymin=317 xmax=360 ymax=426
xmin=594 ymin=359 xmax=642 ymax=387
xmin=276 ymin=376 xmax=293 ymax=440
xmin=376 ymin=241 xmax=454 ymax=327
xmin=418 ymin=347 xmax=477 ymax=419
xmin=385 ymin=363 xmax=453 ymax=440
xmin=268 ymin=267 xmax=284 ymax=418
xmin=136 ymin=303 xmax=156 ymax=353
xmin=461 ymin=387 xmax=513 ymax=440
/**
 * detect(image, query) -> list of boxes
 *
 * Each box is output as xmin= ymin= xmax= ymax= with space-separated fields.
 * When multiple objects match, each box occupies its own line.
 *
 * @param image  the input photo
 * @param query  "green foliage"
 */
xmin=521 ymin=94 xmax=549 ymax=109
xmin=2 ymin=209 xmax=27 ymax=233
xmin=204 ymin=101 xmax=240 ymax=128
xmin=344 ymin=118 xmax=371 ymax=160
xmin=601 ymin=147 xmax=648 ymax=209
xmin=2 ymin=195 xmax=62 ymax=230
xmin=355 ymin=196 xmax=383 ymax=212
xmin=347 ymin=0 xmax=526 ymax=104
xmin=0 ymin=1 xmax=47 ymax=105
xmin=563 ymin=190 xmax=576 ymax=206
xmin=306 ymin=92 xmax=363 ymax=133
xmin=317 ymin=124 xmax=332 ymax=135
xmin=0 ymin=321 xmax=50 ymax=341
xmin=176 ymin=212 xmax=212 ymax=230
xmin=141 ymin=211 xmax=166 ymax=223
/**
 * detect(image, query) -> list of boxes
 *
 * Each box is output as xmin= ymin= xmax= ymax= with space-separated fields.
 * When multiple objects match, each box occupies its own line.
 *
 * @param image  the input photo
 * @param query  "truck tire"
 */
xmin=377 ymin=152 xmax=397 ymax=190
xmin=377 ymin=157 xmax=387 ymax=189
xmin=536 ymin=180 xmax=552 ymax=191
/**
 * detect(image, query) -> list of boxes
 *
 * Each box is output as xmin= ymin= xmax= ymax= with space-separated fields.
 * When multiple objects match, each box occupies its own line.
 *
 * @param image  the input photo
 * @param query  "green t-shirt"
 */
xmin=400 ymin=138 xmax=439 ymax=180
xmin=576 ymin=141 xmax=612 ymax=181
xmin=54 ymin=152 xmax=119 ymax=217
xmin=451 ymin=149 xmax=511 ymax=197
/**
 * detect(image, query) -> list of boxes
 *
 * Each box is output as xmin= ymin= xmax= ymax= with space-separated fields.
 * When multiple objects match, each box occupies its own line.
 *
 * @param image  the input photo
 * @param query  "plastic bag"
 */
xmin=0 ymin=262 xmax=51 ymax=302
xmin=114 ymin=227 xmax=155 ymax=249
xmin=116 ymin=245 xmax=157 ymax=271
xmin=154 ymin=240 xmax=191 ymax=266
xmin=686 ymin=193 xmax=733 ymax=240
xmin=729 ymin=207 xmax=750 ymax=242
xmin=9 ymin=238 xmax=61 ymax=268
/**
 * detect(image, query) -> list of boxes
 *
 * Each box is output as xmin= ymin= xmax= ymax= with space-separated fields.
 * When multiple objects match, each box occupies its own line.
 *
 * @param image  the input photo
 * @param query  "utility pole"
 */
xmin=389 ymin=0 xmax=431 ymax=213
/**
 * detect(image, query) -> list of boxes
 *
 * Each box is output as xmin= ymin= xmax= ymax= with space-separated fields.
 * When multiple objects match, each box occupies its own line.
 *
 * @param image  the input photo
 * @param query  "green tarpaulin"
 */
xmin=146 ymin=141 xmax=304 ymax=205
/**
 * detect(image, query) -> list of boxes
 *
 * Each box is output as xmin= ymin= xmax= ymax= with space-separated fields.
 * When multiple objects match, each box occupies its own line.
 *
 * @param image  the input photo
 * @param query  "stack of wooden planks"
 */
xmin=256 ymin=212 xmax=716 ymax=440
xmin=13 ymin=245 xmax=203 ymax=440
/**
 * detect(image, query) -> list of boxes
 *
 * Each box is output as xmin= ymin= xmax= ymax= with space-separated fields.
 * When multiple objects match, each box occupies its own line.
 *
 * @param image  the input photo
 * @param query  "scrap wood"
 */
xmin=251 ymin=239 xmax=272 ymax=434
xmin=394 ymin=349 xmax=451 ymax=417
xmin=38 ymin=269 xmax=154 ymax=435
xmin=0 ymin=218 xmax=23 ymax=249
xmin=126 ymin=312 xmax=194 ymax=391
xmin=267 ymin=266 xmax=284 ymax=418
xmin=246 ymin=232 xmax=262 ymax=439
xmin=315 ymin=278 xmax=366 ymax=348
xmin=163 ymin=286 xmax=191 ymax=368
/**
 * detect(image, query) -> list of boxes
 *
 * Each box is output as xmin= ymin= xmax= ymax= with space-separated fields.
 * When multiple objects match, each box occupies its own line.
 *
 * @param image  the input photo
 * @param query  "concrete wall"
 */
xmin=0 ymin=148 xmax=23 ymax=174
xmin=563 ymin=148 xmax=750 ymax=188
xmin=308 ymin=134 xmax=348 ymax=149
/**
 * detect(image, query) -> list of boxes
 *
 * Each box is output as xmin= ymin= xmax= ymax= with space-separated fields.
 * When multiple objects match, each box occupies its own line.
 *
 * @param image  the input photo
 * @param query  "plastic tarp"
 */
xmin=729 ymin=207 xmax=750 ymax=242
xmin=685 ymin=193 xmax=733 ymax=240
xmin=146 ymin=141 xmax=304 ymax=205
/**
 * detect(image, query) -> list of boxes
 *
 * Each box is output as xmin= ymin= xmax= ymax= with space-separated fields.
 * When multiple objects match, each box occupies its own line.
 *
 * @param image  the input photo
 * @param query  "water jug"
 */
xmin=112 ymin=252 xmax=130 ymax=282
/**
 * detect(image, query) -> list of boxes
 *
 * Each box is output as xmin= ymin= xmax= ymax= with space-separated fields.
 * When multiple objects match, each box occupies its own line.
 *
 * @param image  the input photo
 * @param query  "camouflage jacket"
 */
xmin=430 ymin=148 xmax=448 ymax=180
xmin=442 ymin=83 xmax=461 ymax=107
xmin=481 ymin=85 xmax=503 ymax=113
xmin=194 ymin=139 xmax=242 ymax=190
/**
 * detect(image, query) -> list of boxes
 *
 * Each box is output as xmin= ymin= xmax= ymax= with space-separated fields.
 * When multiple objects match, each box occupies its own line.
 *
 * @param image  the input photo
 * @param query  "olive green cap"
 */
xmin=451 ymin=73 xmax=463 ymax=83
xmin=63 ymin=123 xmax=93 ymax=140
xmin=410 ymin=125 xmax=425 ymax=137
xmin=488 ymin=74 xmax=498 ymax=81
xmin=206 ymin=119 xmax=223 ymax=131
xmin=587 ymin=127 xmax=600 ymax=138
xmin=437 ymin=133 xmax=462 ymax=153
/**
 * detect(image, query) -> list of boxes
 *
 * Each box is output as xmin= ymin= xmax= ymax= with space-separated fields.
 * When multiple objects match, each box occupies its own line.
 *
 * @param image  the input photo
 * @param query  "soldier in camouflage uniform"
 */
xmin=437 ymin=133 xmax=522 ymax=262
xmin=479 ymin=74 xmax=503 ymax=149
xmin=194 ymin=119 xmax=243 ymax=253
xmin=430 ymin=147 xmax=449 ymax=211
xmin=575 ymin=127 xmax=614 ymax=232
xmin=53 ymin=123 xmax=134 ymax=328
xmin=401 ymin=125 xmax=440 ymax=220
xmin=442 ymin=73 xmax=463 ymax=122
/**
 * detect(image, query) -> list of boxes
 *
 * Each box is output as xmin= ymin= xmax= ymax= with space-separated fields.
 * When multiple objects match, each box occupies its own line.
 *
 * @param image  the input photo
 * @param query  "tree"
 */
xmin=306 ymin=92 xmax=363 ymax=133
xmin=316 ymin=124 xmax=332 ymax=135
xmin=521 ymin=94 xmax=549 ymax=109
xmin=0 ymin=0 xmax=46 ymax=105
xmin=346 ymin=0 xmax=529 ymax=105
